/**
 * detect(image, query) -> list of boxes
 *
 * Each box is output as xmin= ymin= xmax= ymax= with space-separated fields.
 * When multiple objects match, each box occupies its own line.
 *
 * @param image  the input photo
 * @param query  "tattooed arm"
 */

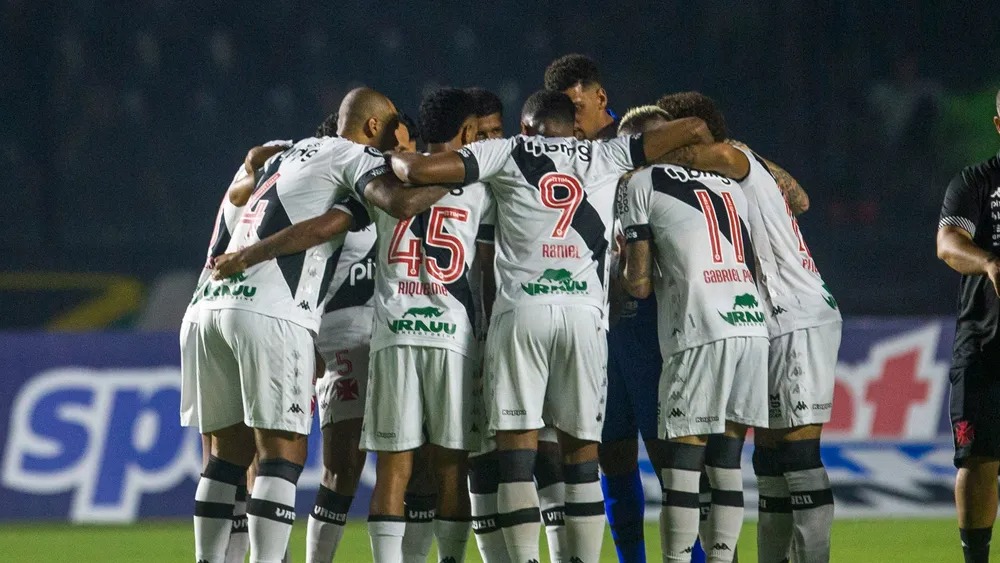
xmin=729 ymin=140 xmax=810 ymax=215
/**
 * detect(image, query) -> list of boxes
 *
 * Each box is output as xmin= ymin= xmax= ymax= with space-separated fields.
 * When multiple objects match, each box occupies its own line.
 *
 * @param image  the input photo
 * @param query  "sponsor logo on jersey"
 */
xmin=349 ymin=257 xmax=375 ymax=286
xmin=991 ymin=186 xmax=1000 ymax=199
xmin=521 ymin=268 xmax=588 ymax=296
xmin=208 ymin=272 xmax=257 ymax=301
xmin=718 ymin=293 xmax=765 ymax=326
xmin=822 ymin=283 xmax=839 ymax=310
xmin=387 ymin=307 xmax=456 ymax=336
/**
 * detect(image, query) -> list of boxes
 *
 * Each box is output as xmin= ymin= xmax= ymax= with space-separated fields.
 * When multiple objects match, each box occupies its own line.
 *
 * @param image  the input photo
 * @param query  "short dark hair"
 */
xmin=398 ymin=111 xmax=420 ymax=142
xmin=656 ymin=91 xmax=728 ymax=142
xmin=465 ymin=87 xmax=503 ymax=118
xmin=521 ymin=90 xmax=576 ymax=128
xmin=618 ymin=105 xmax=672 ymax=136
xmin=418 ymin=88 xmax=476 ymax=144
xmin=316 ymin=112 xmax=337 ymax=137
xmin=544 ymin=54 xmax=602 ymax=92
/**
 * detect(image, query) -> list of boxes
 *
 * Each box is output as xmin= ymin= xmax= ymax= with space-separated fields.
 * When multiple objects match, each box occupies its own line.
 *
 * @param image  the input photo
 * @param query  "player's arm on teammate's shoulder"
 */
xmin=640 ymin=116 xmax=713 ymax=163
xmin=659 ymin=142 xmax=751 ymax=181
xmin=388 ymin=151 xmax=468 ymax=185
xmin=212 ymin=206 xmax=358 ymax=279
xmin=728 ymin=139 xmax=809 ymax=214
xmin=229 ymin=144 xmax=291 ymax=206
xmin=936 ymin=226 xmax=1000 ymax=294
xmin=617 ymin=172 xmax=655 ymax=298
xmin=360 ymin=169 xmax=451 ymax=219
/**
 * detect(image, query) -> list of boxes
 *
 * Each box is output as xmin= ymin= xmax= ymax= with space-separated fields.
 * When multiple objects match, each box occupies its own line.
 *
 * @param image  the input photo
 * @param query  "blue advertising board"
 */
xmin=0 ymin=318 xmax=959 ymax=522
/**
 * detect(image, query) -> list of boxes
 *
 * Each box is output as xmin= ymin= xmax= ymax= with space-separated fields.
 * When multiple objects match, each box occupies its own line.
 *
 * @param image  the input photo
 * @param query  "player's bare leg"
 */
xmin=536 ymin=438 xmax=568 ymax=562
xmin=194 ymin=424 xmax=254 ymax=563
xmin=402 ymin=446 xmax=437 ymax=563
xmin=956 ymin=456 xmax=999 ymax=563
xmin=306 ymin=419 xmax=365 ymax=563
xmin=245 ymin=429 xmax=306 ymax=563
xmin=495 ymin=429 xmax=541 ymax=563
xmin=700 ymin=423 xmax=747 ymax=563
xmin=430 ymin=444 xmax=473 ymax=562
xmin=369 ymin=449 xmax=415 ymax=563
xmin=774 ymin=424 xmax=833 ymax=563
xmin=752 ymin=427 xmax=792 ymax=563
xmin=556 ymin=429 xmax=605 ymax=562
xmin=655 ymin=434 xmax=707 ymax=562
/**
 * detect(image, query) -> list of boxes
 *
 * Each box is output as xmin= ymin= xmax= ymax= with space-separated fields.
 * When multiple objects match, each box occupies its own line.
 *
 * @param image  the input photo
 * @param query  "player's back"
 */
xmin=622 ymin=164 xmax=768 ymax=357
xmin=201 ymin=136 xmax=388 ymax=332
xmin=735 ymin=146 xmax=841 ymax=335
xmin=368 ymin=182 xmax=493 ymax=357
xmin=459 ymin=134 xmax=643 ymax=323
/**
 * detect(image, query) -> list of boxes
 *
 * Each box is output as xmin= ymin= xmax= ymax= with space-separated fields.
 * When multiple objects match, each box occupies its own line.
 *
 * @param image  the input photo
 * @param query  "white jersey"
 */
xmin=735 ymin=146 xmax=841 ymax=336
xmin=457 ymin=134 xmax=645 ymax=326
xmin=183 ymin=166 xmax=246 ymax=323
xmin=620 ymin=164 xmax=768 ymax=357
xmin=366 ymin=182 xmax=495 ymax=357
xmin=200 ymin=136 xmax=388 ymax=333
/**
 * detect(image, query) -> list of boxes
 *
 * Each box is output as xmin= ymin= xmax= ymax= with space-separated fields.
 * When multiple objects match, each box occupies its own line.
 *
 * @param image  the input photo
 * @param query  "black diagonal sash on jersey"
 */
xmin=511 ymin=140 xmax=609 ymax=288
xmin=317 ymin=245 xmax=344 ymax=309
xmin=207 ymin=213 xmax=233 ymax=261
xmin=749 ymin=150 xmax=778 ymax=183
xmin=252 ymin=152 xmax=309 ymax=297
xmin=324 ymin=243 xmax=377 ymax=312
xmin=650 ymin=167 xmax=758 ymax=281
xmin=407 ymin=212 xmax=476 ymax=325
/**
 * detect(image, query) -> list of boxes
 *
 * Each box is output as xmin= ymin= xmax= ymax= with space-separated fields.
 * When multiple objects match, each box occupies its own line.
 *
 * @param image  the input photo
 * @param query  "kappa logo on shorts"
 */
xmin=333 ymin=378 xmax=359 ymax=401
xmin=670 ymin=391 xmax=684 ymax=401
xmin=711 ymin=543 xmax=732 ymax=552
xmin=793 ymin=401 xmax=808 ymax=412
xmin=288 ymin=403 xmax=304 ymax=414
xmin=298 ymin=300 xmax=312 ymax=311
xmin=955 ymin=420 xmax=975 ymax=447
xmin=668 ymin=408 xmax=685 ymax=418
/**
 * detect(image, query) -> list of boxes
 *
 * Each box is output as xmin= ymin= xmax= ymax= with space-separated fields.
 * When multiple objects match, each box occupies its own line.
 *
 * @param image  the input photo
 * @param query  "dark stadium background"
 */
xmin=1 ymin=3 xmax=1000 ymax=561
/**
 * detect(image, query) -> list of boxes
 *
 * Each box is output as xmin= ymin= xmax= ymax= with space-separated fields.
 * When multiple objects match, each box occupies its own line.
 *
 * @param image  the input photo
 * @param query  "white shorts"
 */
xmin=315 ymin=309 xmax=373 ymax=427
xmin=361 ymin=345 xmax=477 ymax=452
xmin=196 ymin=308 xmax=316 ymax=435
xmin=659 ymin=336 xmax=769 ymax=439
xmin=179 ymin=320 xmax=199 ymax=427
xmin=767 ymin=322 xmax=842 ymax=429
xmin=485 ymin=306 xmax=608 ymax=442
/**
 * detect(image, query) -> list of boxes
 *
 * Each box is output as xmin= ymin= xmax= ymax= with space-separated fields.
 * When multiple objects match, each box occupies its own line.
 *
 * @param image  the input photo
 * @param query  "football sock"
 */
xmin=697 ymin=471 xmax=713 ymax=556
xmin=402 ymin=493 xmax=437 ymax=563
xmin=535 ymin=453 xmax=567 ymax=563
xmin=195 ymin=456 xmax=245 ymax=563
xmin=496 ymin=449 xmax=542 ymax=563
xmin=368 ymin=516 xmax=406 ymax=563
xmin=246 ymin=458 xmax=302 ymax=563
xmin=435 ymin=517 xmax=472 ymax=563
xmin=659 ymin=442 xmax=705 ymax=562
xmin=564 ymin=460 xmax=606 ymax=562
xmin=225 ymin=482 xmax=250 ymax=563
xmin=601 ymin=468 xmax=647 ymax=563
xmin=781 ymin=439 xmax=833 ymax=563
xmin=704 ymin=436 xmax=745 ymax=563
xmin=305 ymin=485 xmax=352 ymax=563
xmin=469 ymin=453 xmax=511 ymax=563
xmin=960 ymin=527 xmax=992 ymax=563
xmin=752 ymin=446 xmax=792 ymax=563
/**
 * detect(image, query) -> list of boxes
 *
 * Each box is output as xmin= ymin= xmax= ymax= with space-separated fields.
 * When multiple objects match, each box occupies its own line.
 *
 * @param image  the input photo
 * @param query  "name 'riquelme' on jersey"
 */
xmin=619 ymin=164 xmax=768 ymax=357
xmin=455 ymin=134 xmax=646 ymax=324
xmin=734 ymin=146 xmax=841 ymax=336
xmin=361 ymin=182 xmax=494 ymax=357
xmin=201 ymin=136 xmax=388 ymax=333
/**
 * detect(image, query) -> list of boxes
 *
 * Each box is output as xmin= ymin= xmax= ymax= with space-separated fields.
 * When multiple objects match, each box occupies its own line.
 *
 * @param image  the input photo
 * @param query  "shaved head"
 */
xmin=337 ymin=87 xmax=399 ymax=151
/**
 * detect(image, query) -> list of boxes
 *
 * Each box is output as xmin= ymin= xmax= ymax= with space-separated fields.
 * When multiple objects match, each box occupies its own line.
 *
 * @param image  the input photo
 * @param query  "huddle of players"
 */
xmin=180 ymin=53 xmax=842 ymax=563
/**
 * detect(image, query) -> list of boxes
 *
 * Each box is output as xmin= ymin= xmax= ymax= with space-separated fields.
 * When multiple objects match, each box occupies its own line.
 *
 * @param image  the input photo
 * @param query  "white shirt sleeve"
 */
xmin=456 ymin=138 xmax=514 ymax=183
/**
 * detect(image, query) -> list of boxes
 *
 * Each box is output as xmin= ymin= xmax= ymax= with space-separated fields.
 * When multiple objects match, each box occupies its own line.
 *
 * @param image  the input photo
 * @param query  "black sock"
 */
xmin=961 ymin=527 xmax=992 ymax=563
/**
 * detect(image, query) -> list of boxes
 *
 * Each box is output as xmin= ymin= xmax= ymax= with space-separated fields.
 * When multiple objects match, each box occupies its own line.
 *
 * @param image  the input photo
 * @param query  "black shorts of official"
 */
xmin=950 ymin=353 xmax=1000 ymax=467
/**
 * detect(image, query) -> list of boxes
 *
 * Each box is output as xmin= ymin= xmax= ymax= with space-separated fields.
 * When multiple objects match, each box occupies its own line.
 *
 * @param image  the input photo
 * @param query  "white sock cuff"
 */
xmin=252 ymin=475 xmax=297 ymax=503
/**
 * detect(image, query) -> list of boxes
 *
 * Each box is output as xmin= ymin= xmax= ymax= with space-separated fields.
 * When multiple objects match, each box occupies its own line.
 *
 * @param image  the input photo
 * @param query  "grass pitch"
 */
xmin=0 ymin=519 xmax=968 ymax=562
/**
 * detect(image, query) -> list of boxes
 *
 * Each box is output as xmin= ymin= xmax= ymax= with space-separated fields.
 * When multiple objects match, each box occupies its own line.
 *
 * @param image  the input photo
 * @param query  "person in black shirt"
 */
xmin=936 ymin=88 xmax=1000 ymax=563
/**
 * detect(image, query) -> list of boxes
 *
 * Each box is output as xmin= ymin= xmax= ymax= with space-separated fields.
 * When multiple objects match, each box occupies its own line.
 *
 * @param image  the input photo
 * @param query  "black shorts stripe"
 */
xmin=661 ymin=490 xmax=701 ymax=509
xmin=710 ymin=489 xmax=745 ymax=508
xmin=790 ymin=488 xmax=835 ymax=509
xmin=564 ymin=501 xmax=605 ymax=517
xmin=496 ymin=507 xmax=541 ymax=528
xmin=246 ymin=498 xmax=296 ymax=525
xmin=194 ymin=501 xmax=234 ymax=519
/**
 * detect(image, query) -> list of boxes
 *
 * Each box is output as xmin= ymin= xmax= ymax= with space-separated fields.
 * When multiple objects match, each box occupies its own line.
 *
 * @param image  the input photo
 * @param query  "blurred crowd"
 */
xmin=3 ymin=0 xmax=999 ymax=315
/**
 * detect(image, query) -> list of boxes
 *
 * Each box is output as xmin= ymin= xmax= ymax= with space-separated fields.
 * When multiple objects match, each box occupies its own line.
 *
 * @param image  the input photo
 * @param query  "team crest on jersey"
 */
xmin=387 ymin=306 xmax=456 ymax=336
xmin=718 ymin=293 xmax=765 ymax=326
xmin=521 ymin=268 xmax=588 ymax=296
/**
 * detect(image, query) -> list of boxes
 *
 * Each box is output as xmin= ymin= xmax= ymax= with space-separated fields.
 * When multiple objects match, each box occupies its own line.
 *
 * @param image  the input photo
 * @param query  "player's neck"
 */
xmin=426 ymin=140 xmax=460 ymax=154
xmin=337 ymin=128 xmax=369 ymax=146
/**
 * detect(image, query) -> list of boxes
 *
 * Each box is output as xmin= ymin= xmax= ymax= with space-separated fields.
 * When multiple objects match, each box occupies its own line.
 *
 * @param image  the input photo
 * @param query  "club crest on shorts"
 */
xmin=954 ymin=420 xmax=975 ymax=448
xmin=333 ymin=377 xmax=359 ymax=401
